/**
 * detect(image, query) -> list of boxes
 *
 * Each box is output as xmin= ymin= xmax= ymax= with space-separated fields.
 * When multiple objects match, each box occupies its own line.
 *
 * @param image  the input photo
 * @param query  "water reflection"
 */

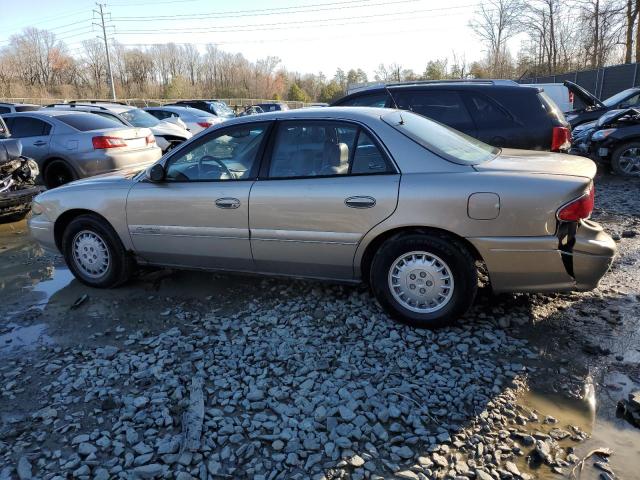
xmin=0 ymin=323 xmax=53 ymax=351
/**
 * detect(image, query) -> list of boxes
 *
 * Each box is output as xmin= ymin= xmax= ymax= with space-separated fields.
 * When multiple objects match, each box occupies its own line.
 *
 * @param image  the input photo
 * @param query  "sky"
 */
xmin=0 ymin=0 xmax=507 ymax=78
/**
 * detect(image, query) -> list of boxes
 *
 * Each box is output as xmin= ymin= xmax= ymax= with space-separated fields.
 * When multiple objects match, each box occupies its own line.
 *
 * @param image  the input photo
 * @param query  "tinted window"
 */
xmin=0 ymin=117 xmax=7 ymax=137
xmin=165 ymin=123 xmax=268 ymax=181
xmin=148 ymin=110 xmax=172 ymax=120
xmin=15 ymin=105 xmax=41 ymax=112
xmin=10 ymin=117 xmax=51 ymax=137
xmin=0 ymin=106 xmax=11 ymax=114
xmin=395 ymin=91 xmax=473 ymax=130
xmin=56 ymin=113 xmax=123 ymax=131
xmin=382 ymin=110 xmax=499 ymax=165
xmin=339 ymin=93 xmax=388 ymax=107
xmin=466 ymin=94 xmax=513 ymax=127
xmin=94 ymin=112 xmax=128 ymax=125
xmin=268 ymin=121 xmax=391 ymax=178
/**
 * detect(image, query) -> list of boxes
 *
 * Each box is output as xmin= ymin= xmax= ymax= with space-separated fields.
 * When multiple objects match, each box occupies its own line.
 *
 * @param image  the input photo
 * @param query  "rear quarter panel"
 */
xmin=354 ymin=170 xmax=590 ymax=269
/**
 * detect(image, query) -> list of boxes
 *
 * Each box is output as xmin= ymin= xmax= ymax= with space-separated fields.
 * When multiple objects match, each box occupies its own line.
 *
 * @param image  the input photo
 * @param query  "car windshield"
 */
xmin=210 ymin=102 xmax=235 ymax=118
xmin=382 ymin=111 xmax=499 ymax=165
xmin=120 ymin=108 xmax=159 ymax=127
xmin=602 ymin=89 xmax=638 ymax=107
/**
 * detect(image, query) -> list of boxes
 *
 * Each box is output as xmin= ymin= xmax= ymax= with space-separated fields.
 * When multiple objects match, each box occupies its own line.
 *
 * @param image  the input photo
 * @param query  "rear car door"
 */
xmin=249 ymin=120 xmax=399 ymax=280
xmin=4 ymin=116 xmax=52 ymax=161
xmin=126 ymin=121 xmax=271 ymax=270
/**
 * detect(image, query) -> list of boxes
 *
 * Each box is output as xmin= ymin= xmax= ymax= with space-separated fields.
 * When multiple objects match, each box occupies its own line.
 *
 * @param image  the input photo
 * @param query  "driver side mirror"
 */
xmin=147 ymin=163 xmax=165 ymax=182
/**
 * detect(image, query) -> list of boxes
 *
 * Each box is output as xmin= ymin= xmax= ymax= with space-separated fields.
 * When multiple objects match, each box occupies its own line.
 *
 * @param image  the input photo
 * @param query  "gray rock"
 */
xmin=17 ymin=457 xmax=32 ymax=480
xmin=132 ymin=463 xmax=164 ymax=478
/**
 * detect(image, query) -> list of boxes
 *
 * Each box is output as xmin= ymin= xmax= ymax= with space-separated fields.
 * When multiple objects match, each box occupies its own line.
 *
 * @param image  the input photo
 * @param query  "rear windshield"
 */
xmin=56 ymin=113 xmax=124 ymax=131
xmin=210 ymin=102 xmax=235 ymax=118
xmin=120 ymin=108 xmax=159 ymax=127
xmin=382 ymin=110 xmax=499 ymax=165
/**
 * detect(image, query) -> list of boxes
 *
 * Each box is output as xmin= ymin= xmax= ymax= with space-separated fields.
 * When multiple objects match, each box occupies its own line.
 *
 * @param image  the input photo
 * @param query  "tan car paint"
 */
xmin=29 ymin=107 xmax=615 ymax=295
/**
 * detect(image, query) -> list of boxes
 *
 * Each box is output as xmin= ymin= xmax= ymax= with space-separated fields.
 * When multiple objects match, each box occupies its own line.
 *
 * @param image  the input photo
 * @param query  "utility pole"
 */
xmin=94 ymin=3 xmax=116 ymax=100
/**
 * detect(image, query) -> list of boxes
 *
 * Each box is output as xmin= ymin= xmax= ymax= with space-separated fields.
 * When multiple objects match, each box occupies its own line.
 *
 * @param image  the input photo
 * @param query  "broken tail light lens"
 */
xmin=551 ymin=126 xmax=571 ymax=152
xmin=557 ymin=184 xmax=594 ymax=221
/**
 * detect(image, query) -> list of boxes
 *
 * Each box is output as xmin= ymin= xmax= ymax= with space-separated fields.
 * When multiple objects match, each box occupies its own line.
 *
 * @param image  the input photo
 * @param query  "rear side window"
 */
xmin=338 ymin=93 xmax=388 ymax=107
xmin=0 ymin=106 xmax=11 ymax=114
xmin=56 ymin=114 xmax=123 ymax=131
xmin=93 ymin=112 xmax=128 ymax=126
xmin=9 ymin=117 xmax=51 ymax=137
xmin=395 ymin=91 xmax=474 ymax=131
xmin=465 ymin=94 xmax=513 ymax=127
xmin=148 ymin=110 xmax=172 ymax=120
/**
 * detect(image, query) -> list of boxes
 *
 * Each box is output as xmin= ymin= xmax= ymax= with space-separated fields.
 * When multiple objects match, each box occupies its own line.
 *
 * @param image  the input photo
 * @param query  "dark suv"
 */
xmin=332 ymin=81 xmax=571 ymax=151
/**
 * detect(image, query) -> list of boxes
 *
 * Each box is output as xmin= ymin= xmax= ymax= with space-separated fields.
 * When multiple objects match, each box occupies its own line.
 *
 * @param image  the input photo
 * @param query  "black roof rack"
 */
xmin=69 ymin=100 xmax=128 ymax=106
xmin=44 ymin=103 xmax=111 ymax=111
xmin=348 ymin=79 xmax=520 ymax=94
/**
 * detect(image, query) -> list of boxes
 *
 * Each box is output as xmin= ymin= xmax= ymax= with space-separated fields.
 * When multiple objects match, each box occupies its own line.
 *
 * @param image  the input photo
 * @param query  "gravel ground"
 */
xmin=0 ymin=173 xmax=639 ymax=480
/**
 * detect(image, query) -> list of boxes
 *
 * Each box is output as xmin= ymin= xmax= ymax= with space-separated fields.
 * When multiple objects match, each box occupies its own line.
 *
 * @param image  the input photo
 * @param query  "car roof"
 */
xmin=4 ymin=110 xmax=101 ymax=119
xmin=0 ymin=102 xmax=40 ymax=107
xmin=219 ymin=106 xmax=390 ymax=127
xmin=147 ymin=105 xmax=216 ymax=115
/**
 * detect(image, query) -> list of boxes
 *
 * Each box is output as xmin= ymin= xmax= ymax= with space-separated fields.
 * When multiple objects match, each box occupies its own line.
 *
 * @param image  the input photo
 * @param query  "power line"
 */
xmin=111 ymin=0 xmax=422 ymax=21
xmin=94 ymin=3 xmax=116 ymax=101
xmin=113 ymin=4 xmax=480 ymax=35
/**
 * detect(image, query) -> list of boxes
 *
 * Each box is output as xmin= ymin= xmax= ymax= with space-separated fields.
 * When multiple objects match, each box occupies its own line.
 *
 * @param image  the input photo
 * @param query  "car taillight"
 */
xmin=92 ymin=136 xmax=127 ymax=149
xmin=197 ymin=121 xmax=214 ymax=128
xmin=551 ymin=126 xmax=571 ymax=152
xmin=557 ymin=184 xmax=594 ymax=221
xmin=146 ymin=134 xmax=155 ymax=145
xmin=568 ymin=92 xmax=574 ymax=103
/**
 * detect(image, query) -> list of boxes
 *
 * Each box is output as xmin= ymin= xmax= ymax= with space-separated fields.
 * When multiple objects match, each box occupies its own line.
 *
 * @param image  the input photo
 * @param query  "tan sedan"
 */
xmin=28 ymin=107 xmax=615 ymax=327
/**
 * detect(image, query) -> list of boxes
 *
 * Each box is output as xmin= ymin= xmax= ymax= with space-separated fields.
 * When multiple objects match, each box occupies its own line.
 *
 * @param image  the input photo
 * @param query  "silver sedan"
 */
xmin=28 ymin=107 xmax=616 ymax=327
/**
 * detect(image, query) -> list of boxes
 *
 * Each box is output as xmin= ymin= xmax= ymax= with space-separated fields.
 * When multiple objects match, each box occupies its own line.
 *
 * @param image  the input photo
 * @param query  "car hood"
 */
xmin=53 ymin=168 xmax=143 ymax=191
xmin=564 ymin=80 xmax=605 ymax=109
xmin=596 ymin=107 xmax=640 ymax=128
xmin=475 ymin=149 xmax=597 ymax=179
xmin=150 ymin=122 xmax=191 ymax=138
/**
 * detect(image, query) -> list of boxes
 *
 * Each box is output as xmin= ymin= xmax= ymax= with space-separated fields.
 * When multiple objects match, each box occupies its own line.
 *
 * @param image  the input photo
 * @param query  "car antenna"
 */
xmin=385 ymin=85 xmax=404 ymax=125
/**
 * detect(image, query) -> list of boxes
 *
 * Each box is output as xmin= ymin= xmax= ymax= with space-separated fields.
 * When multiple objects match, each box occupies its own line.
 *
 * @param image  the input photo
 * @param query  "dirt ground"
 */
xmin=0 ymin=172 xmax=639 ymax=480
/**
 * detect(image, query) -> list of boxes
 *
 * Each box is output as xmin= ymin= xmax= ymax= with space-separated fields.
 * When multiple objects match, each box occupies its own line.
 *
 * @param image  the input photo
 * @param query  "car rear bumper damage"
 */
xmin=468 ymin=219 xmax=615 ymax=293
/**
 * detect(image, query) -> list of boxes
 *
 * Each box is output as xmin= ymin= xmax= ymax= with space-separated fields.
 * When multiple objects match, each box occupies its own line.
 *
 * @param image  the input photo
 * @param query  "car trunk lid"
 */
xmin=95 ymin=127 xmax=153 ymax=150
xmin=563 ymin=81 xmax=605 ymax=109
xmin=475 ymin=148 xmax=597 ymax=179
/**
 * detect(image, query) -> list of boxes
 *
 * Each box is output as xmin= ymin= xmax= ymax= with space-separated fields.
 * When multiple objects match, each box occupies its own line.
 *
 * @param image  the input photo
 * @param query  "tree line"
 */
xmin=1 ymin=2 xmax=637 ymax=103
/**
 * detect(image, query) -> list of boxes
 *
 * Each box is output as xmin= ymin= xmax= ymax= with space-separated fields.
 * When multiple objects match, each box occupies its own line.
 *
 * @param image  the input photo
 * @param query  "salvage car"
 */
xmin=1 ymin=111 xmax=162 ymax=188
xmin=144 ymin=105 xmax=224 ymax=134
xmin=44 ymin=102 xmax=192 ymax=153
xmin=579 ymin=107 xmax=640 ymax=176
xmin=28 ymin=107 xmax=615 ymax=328
xmin=563 ymin=81 xmax=640 ymax=128
xmin=332 ymin=81 xmax=572 ymax=152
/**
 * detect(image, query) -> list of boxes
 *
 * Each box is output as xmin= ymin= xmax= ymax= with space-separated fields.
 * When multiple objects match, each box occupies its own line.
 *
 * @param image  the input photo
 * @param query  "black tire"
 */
xmin=611 ymin=142 xmax=640 ymax=177
xmin=62 ymin=214 xmax=134 ymax=288
xmin=44 ymin=160 xmax=77 ymax=189
xmin=370 ymin=233 xmax=477 ymax=328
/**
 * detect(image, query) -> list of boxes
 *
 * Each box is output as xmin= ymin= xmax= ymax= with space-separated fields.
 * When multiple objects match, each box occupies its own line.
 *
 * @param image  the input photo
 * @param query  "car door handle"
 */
xmin=33 ymin=141 xmax=47 ymax=146
xmin=345 ymin=196 xmax=376 ymax=208
xmin=215 ymin=197 xmax=240 ymax=209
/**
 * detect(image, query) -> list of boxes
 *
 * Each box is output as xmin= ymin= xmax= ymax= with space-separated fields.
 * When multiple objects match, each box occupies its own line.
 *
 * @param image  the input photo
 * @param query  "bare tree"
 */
xmin=469 ymin=0 xmax=524 ymax=77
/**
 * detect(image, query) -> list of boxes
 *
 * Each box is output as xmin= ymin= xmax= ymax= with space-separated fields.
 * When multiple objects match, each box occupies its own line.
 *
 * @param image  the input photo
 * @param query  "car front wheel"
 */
xmin=611 ymin=142 xmax=640 ymax=176
xmin=62 ymin=214 xmax=134 ymax=288
xmin=370 ymin=233 xmax=477 ymax=328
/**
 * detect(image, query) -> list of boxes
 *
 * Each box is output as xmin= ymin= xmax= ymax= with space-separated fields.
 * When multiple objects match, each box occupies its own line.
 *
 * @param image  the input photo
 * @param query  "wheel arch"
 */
xmin=359 ymin=226 xmax=485 ymax=284
xmin=53 ymin=209 xmax=113 ymax=252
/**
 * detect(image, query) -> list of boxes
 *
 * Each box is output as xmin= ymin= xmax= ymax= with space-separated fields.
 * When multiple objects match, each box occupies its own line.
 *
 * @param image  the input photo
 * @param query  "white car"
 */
xmin=144 ymin=106 xmax=225 ymax=134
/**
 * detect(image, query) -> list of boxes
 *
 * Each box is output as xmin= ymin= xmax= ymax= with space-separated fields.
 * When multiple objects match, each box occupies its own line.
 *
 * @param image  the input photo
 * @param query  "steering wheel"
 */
xmin=198 ymin=155 xmax=234 ymax=179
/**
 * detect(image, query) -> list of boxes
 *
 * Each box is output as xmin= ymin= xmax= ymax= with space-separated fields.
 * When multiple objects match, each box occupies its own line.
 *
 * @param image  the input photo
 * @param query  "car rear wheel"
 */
xmin=44 ymin=160 xmax=77 ymax=188
xmin=370 ymin=233 xmax=477 ymax=328
xmin=62 ymin=214 xmax=134 ymax=288
xmin=611 ymin=142 xmax=640 ymax=176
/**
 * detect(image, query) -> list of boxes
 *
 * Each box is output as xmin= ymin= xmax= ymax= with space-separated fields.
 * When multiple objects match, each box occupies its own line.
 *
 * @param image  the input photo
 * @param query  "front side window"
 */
xmin=165 ymin=123 xmax=269 ymax=181
xmin=9 ymin=117 xmax=51 ymax=137
xmin=382 ymin=110 xmax=499 ymax=165
xmin=268 ymin=121 xmax=392 ymax=178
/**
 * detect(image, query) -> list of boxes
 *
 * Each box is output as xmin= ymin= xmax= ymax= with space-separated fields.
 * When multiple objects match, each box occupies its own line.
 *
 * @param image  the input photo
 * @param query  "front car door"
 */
xmin=4 ymin=115 xmax=52 ymax=162
xmin=126 ymin=121 xmax=271 ymax=271
xmin=249 ymin=120 xmax=400 ymax=280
